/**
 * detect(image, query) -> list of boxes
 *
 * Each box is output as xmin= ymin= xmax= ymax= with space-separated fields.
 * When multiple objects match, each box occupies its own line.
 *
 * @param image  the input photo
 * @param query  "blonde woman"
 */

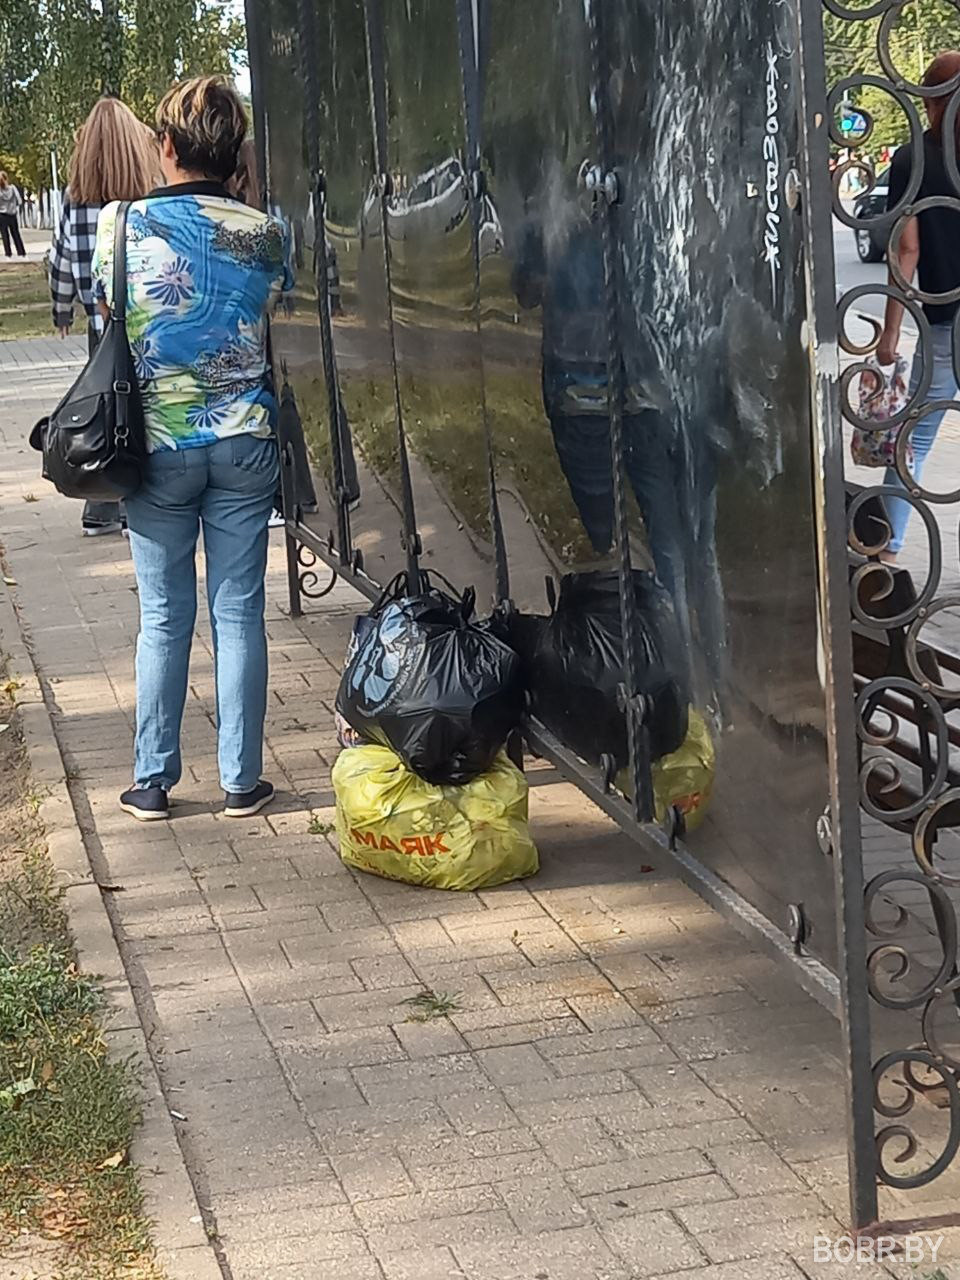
xmin=49 ymin=96 xmax=159 ymax=534
xmin=0 ymin=172 xmax=26 ymax=256
xmin=91 ymin=77 xmax=291 ymax=821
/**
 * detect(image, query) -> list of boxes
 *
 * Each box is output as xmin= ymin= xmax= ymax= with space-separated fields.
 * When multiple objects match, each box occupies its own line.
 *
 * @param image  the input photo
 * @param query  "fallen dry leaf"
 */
xmin=97 ymin=1150 xmax=126 ymax=1170
xmin=40 ymin=1061 xmax=54 ymax=1084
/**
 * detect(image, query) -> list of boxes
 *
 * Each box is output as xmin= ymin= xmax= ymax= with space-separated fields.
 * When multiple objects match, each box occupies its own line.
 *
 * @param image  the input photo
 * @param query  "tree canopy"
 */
xmin=0 ymin=0 xmax=245 ymax=190
xmin=824 ymin=0 xmax=960 ymax=153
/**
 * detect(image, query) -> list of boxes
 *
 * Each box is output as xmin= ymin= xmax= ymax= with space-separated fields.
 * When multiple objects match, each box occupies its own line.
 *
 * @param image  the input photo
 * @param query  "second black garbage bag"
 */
xmin=336 ymin=577 xmax=523 ymax=786
xmin=516 ymin=570 xmax=689 ymax=769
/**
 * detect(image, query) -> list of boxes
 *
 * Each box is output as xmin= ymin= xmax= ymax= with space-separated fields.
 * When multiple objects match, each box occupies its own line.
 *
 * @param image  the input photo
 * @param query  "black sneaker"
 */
xmin=119 ymin=785 xmax=169 ymax=822
xmin=223 ymin=780 xmax=275 ymax=818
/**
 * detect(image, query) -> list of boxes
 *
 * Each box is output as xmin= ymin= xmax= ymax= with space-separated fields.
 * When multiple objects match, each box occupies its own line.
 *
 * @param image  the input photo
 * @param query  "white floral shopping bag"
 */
xmin=850 ymin=355 xmax=913 ymax=469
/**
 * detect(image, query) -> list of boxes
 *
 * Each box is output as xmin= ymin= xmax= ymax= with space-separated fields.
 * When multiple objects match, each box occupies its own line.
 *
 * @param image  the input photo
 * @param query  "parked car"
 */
xmin=852 ymin=165 xmax=889 ymax=263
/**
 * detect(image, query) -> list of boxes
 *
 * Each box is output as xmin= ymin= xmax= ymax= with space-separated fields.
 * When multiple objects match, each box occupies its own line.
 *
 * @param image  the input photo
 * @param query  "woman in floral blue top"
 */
xmin=92 ymin=76 xmax=291 ymax=822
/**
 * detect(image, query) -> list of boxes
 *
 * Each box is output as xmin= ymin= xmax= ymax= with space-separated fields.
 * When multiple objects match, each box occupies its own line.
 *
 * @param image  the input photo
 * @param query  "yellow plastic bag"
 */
xmin=652 ymin=708 xmax=715 ymax=831
xmin=333 ymin=745 xmax=539 ymax=891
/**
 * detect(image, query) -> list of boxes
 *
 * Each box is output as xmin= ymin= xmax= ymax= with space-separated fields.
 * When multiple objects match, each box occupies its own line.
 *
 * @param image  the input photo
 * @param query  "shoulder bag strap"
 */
xmin=112 ymin=201 xmax=130 ymax=323
xmin=111 ymin=201 xmax=132 ymax=436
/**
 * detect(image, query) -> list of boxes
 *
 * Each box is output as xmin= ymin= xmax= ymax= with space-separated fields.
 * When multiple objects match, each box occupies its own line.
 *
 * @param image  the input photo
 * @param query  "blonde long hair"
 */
xmin=68 ymin=97 xmax=160 ymax=206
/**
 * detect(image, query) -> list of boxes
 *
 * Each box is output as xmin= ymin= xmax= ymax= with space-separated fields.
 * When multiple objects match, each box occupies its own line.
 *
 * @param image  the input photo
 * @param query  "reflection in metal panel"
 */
xmin=251 ymin=2 xmax=835 ymax=964
xmin=604 ymin=0 xmax=836 ymax=965
xmin=379 ymin=0 xmax=497 ymax=609
xmin=254 ymin=0 xmax=342 ymax=556
xmin=314 ymin=0 xmax=414 ymax=587
xmin=475 ymin=0 xmax=619 ymax=615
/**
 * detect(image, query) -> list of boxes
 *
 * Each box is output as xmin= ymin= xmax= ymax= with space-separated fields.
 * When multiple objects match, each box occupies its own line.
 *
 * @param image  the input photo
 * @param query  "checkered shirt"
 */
xmin=49 ymin=195 xmax=103 ymax=333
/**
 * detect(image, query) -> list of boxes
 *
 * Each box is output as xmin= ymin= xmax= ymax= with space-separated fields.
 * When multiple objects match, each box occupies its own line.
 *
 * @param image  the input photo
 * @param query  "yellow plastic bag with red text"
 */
xmin=651 ymin=708 xmax=715 ymax=831
xmin=332 ymin=745 xmax=539 ymax=891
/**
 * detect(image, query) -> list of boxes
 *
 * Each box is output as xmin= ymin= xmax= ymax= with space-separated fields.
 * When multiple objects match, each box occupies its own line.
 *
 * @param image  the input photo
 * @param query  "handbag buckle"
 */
xmin=113 ymin=379 xmax=131 ymax=394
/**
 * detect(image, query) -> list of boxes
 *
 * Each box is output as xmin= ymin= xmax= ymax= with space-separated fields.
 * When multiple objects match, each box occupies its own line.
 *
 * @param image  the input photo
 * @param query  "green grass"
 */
xmin=401 ymin=989 xmax=462 ymax=1022
xmin=0 ymin=674 xmax=162 ymax=1278
xmin=0 ymin=259 xmax=49 ymax=340
xmin=308 ymin=816 xmax=335 ymax=836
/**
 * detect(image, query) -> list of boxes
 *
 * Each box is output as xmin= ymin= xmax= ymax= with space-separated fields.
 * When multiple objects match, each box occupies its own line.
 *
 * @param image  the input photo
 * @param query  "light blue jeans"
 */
xmin=883 ymin=324 xmax=958 ymax=553
xmin=125 ymin=434 xmax=279 ymax=793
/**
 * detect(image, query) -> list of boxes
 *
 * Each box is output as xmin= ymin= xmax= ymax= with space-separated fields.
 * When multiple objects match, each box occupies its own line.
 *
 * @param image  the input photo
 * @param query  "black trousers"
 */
xmin=0 ymin=212 xmax=25 ymax=256
xmin=80 ymin=324 xmax=123 ymax=529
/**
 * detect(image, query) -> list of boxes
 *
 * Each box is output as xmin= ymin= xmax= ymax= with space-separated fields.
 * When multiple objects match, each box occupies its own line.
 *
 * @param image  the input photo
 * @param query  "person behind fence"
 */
xmin=876 ymin=51 xmax=960 ymax=560
xmin=0 ymin=171 xmax=27 ymax=257
xmin=91 ymin=75 xmax=292 ymax=822
xmin=50 ymin=95 xmax=160 ymax=536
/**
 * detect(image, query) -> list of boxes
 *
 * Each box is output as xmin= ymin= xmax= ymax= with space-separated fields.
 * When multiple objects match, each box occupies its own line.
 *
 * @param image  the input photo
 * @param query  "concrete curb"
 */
xmin=0 ymin=579 xmax=222 ymax=1280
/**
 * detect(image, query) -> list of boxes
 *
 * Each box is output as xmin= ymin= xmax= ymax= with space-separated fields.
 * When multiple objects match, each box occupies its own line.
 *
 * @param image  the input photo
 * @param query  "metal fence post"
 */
xmin=793 ymin=0 xmax=878 ymax=1229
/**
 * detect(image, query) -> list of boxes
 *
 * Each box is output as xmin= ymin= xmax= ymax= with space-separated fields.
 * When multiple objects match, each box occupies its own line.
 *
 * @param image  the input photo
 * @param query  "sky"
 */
xmin=227 ymin=0 xmax=251 ymax=95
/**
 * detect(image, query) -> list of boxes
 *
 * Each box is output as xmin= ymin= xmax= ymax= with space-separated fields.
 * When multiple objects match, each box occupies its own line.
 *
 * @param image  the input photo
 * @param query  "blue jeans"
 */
xmin=549 ymin=410 xmax=692 ymax=652
xmin=883 ymin=324 xmax=958 ymax=553
xmin=125 ymin=435 xmax=279 ymax=793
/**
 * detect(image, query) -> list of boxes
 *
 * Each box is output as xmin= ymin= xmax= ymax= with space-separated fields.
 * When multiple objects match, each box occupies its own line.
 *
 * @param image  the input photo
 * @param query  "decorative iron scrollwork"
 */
xmin=826 ymin=0 xmax=960 ymax=1193
xmin=296 ymin=543 xmax=338 ymax=600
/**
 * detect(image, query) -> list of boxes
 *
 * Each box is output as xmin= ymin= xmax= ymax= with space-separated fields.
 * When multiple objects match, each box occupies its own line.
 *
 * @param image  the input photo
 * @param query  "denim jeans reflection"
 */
xmin=124 ymin=434 xmax=279 ymax=794
xmin=882 ymin=324 xmax=958 ymax=554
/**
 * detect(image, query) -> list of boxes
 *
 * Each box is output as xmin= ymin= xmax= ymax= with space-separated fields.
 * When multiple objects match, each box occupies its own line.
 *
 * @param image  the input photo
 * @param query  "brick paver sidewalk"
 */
xmin=2 ymin=340 xmax=956 ymax=1280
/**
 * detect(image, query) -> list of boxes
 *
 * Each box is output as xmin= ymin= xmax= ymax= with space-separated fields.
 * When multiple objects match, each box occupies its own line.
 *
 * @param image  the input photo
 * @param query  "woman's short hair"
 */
xmin=68 ymin=97 xmax=160 ymax=206
xmin=156 ymin=76 xmax=247 ymax=183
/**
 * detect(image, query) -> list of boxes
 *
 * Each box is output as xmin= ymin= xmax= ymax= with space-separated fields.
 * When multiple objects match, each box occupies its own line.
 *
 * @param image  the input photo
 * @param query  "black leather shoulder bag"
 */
xmin=30 ymin=201 xmax=146 ymax=500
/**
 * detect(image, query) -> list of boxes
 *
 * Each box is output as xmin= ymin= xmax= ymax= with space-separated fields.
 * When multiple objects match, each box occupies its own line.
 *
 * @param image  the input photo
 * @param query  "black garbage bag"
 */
xmin=516 ymin=570 xmax=689 ymax=768
xmin=336 ymin=577 xmax=523 ymax=785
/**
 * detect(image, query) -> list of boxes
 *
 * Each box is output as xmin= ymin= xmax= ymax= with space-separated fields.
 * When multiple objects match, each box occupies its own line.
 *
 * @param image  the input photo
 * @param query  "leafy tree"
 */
xmin=824 ymin=0 xmax=960 ymax=152
xmin=0 ymin=0 xmax=245 ymax=190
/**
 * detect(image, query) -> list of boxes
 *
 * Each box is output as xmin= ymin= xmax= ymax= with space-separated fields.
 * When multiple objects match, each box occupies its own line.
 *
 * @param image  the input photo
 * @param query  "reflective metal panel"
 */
xmin=476 ymin=0 xmax=620 ymax=615
xmin=257 ymin=0 xmax=341 ymax=552
xmin=604 ymin=0 xmax=836 ymax=962
xmin=312 ymin=0 xmax=413 ymax=585
xmin=380 ymin=0 xmax=497 ymax=607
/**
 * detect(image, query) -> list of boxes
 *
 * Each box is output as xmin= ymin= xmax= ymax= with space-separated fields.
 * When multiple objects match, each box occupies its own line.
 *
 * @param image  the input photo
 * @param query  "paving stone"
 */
xmin=584 ymin=1173 xmax=734 ymax=1221
xmin=280 ymin=1027 xmax=407 ymax=1069
xmin=537 ymin=1117 xmax=622 ymax=1170
xmin=454 ymin=1224 xmax=629 ymax=1280
xmin=407 ymin=1148 xmax=555 ymax=1193
xmin=353 ymin=953 xmax=420 ymax=990
xmin=403 ymin=1128 xmax=540 ymax=1171
xmin=218 ymin=1201 xmax=359 ymax=1242
xmin=600 ymin=1210 xmax=705 ymax=1276
xmin=354 ymin=1186 xmax=502 ymax=1229
xmin=538 ymin=1024 xmax=663 ymax=1059
xmin=616 ymin=1118 xmax=761 ymax=1158
xmin=485 ymin=961 xmax=617 ymax=1004
xmin=392 ymin=1019 xmax=467 ymax=1059
xmin=363 ymin=1211 xmax=517 ymax=1257
xmin=313 ymin=987 xmax=428 ymax=1031
xmin=377 ymin=1246 xmax=465 ymax=1280
xmin=353 ymin=1055 xmax=495 ymax=1104
xmin=225 ymin=1230 xmax=376 ymax=1268
xmin=568 ymin=1149 xmax=713 ymax=1198
xmin=476 ymin=1044 xmax=555 ymax=1086
xmin=707 ymin=1141 xmax=807 ymax=1196
xmin=647 ymin=1261 xmax=803 ymax=1280
xmin=332 ymin=1152 xmax=416 ymax=1202
xmin=500 ymin=1173 xmax=592 ymax=1233
xmin=310 ymin=1100 xmax=456 ymax=1155
xmin=676 ymin=1191 xmax=827 ymax=1235
xmin=440 ymin=1091 xmax=519 ymax=1135
xmin=696 ymin=1217 xmax=843 ymax=1266
xmin=502 ymin=1070 xmax=637 ymax=1110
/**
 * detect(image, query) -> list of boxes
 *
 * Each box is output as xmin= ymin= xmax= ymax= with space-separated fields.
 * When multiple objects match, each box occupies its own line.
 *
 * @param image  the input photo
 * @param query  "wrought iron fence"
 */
xmin=823 ymin=0 xmax=960 ymax=1211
